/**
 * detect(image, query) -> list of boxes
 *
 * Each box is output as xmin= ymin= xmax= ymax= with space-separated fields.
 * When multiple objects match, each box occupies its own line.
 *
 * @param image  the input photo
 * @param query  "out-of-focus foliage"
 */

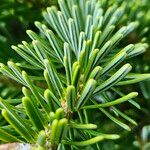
xmin=0 ymin=0 xmax=57 ymax=63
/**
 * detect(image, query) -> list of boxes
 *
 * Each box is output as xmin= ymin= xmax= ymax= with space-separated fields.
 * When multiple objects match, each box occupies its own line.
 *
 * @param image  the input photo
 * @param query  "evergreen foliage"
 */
xmin=0 ymin=0 xmax=150 ymax=149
